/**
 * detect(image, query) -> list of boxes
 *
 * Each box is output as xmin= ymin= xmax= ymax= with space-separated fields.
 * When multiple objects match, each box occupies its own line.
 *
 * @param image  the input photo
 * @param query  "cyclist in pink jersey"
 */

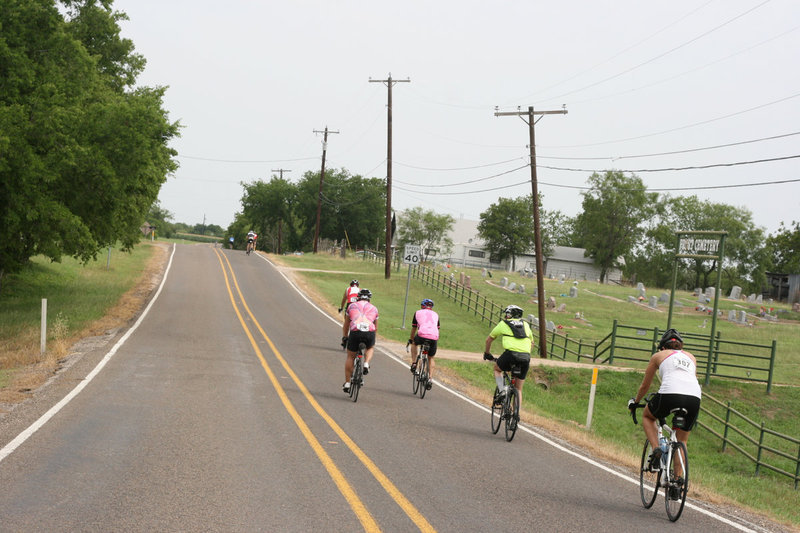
xmin=628 ymin=328 xmax=702 ymax=472
xmin=338 ymin=279 xmax=360 ymax=347
xmin=342 ymin=289 xmax=379 ymax=393
xmin=408 ymin=298 xmax=440 ymax=390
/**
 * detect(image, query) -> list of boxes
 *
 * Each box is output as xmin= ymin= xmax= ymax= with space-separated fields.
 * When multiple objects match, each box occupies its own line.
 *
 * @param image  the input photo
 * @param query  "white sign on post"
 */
xmin=403 ymin=244 xmax=421 ymax=265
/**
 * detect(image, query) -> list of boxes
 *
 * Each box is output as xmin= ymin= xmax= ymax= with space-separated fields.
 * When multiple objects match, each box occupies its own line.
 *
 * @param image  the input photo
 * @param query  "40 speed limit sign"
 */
xmin=403 ymin=245 xmax=421 ymax=265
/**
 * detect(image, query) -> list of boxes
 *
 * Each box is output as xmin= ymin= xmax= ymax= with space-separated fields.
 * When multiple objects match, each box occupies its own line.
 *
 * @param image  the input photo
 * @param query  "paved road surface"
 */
xmin=0 ymin=244 xmax=782 ymax=532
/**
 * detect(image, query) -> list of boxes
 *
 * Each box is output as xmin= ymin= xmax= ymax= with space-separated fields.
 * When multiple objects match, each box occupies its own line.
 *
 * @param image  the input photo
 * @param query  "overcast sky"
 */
xmin=113 ymin=0 xmax=799 ymax=236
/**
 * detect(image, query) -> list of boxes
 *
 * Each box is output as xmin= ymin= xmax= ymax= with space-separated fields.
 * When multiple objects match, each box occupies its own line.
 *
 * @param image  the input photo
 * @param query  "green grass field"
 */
xmin=275 ymin=251 xmax=800 ymax=528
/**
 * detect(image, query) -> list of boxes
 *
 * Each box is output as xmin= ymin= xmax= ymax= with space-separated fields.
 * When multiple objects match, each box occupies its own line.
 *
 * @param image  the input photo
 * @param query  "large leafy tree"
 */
xmin=766 ymin=221 xmax=800 ymax=274
xmin=478 ymin=196 xmax=536 ymax=271
xmin=241 ymin=176 xmax=300 ymax=253
xmin=0 ymin=0 xmax=179 ymax=289
xmin=294 ymin=168 xmax=385 ymax=250
xmin=397 ymin=207 xmax=455 ymax=261
xmin=573 ymin=171 xmax=658 ymax=283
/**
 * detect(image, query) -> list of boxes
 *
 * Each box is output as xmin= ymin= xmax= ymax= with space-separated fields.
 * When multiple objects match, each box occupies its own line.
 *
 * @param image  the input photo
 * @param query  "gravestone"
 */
xmin=459 ymin=272 xmax=465 ymax=285
xmin=637 ymin=283 xmax=646 ymax=299
xmin=569 ymin=286 xmax=578 ymax=298
xmin=500 ymin=277 xmax=508 ymax=287
xmin=747 ymin=293 xmax=756 ymax=303
xmin=738 ymin=310 xmax=748 ymax=323
xmin=756 ymin=294 xmax=763 ymax=304
xmin=481 ymin=268 xmax=488 ymax=278
xmin=464 ymin=275 xmax=471 ymax=289
xmin=518 ymin=284 xmax=525 ymax=294
xmin=527 ymin=271 xmax=534 ymax=278
xmin=697 ymin=292 xmax=707 ymax=303
xmin=694 ymin=287 xmax=702 ymax=296
xmin=546 ymin=296 xmax=557 ymax=309
xmin=728 ymin=310 xmax=736 ymax=322
xmin=729 ymin=285 xmax=742 ymax=300
xmin=530 ymin=316 xmax=539 ymax=328
xmin=648 ymin=296 xmax=658 ymax=308
xmin=556 ymin=303 xmax=567 ymax=312
xmin=659 ymin=292 xmax=670 ymax=303
xmin=705 ymin=287 xmax=716 ymax=300
xmin=546 ymin=320 xmax=556 ymax=332
xmin=793 ymin=302 xmax=800 ymax=312
xmin=559 ymin=274 xmax=566 ymax=283
xmin=508 ymin=282 xmax=517 ymax=292
xmin=628 ymin=295 xmax=637 ymax=303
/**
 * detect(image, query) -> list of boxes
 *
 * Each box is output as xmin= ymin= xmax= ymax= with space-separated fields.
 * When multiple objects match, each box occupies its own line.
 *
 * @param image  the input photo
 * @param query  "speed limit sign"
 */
xmin=403 ymin=244 xmax=421 ymax=265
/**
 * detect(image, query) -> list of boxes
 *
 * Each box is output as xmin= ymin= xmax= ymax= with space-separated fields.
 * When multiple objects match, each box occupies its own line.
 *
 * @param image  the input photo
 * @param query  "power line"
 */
xmin=178 ymin=154 xmax=318 ymax=163
xmin=395 ymin=157 xmax=526 ymax=171
xmin=394 ymin=164 xmax=530 ymax=188
xmin=539 ymin=154 xmax=800 ymax=174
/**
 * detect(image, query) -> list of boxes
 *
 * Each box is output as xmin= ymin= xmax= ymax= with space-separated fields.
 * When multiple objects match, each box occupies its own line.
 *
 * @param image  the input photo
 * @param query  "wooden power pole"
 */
xmin=494 ymin=105 xmax=567 ymax=358
xmin=312 ymin=127 xmax=338 ymax=253
xmin=370 ymin=74 xmax=410 ymax=279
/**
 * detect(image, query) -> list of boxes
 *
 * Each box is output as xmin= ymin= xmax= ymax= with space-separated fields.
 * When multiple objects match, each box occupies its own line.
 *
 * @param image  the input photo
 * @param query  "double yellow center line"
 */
xmin=214 ymin=249 xmax=435 ymax=533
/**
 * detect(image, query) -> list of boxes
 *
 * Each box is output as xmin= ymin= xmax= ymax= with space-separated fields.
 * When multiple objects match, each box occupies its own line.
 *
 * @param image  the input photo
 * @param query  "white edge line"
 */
xmin=0 ymin=244 xmax=177 ymax=464
xmin=263 ymin=254 xmax=757 ymax=532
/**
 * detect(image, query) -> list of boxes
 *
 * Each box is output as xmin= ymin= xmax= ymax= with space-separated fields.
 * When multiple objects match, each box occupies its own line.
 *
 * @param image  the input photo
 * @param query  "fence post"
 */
xmin=755 ymin=421 xmax=765 ymax=476
xmin=767 ymin=340 xmax=776 ymax=394
xmin=722 ymin=401 xmax=731 ymax=452
xmin=795 ymin=443 xmax=800 ymax=490
xmin=609 ymin=319 xmax=618 ymax=365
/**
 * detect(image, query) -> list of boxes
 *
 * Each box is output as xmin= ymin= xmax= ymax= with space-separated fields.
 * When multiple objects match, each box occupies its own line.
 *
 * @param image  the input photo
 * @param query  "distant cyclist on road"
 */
xmin=408 ymin=298 xmax=440 ymax=390
xmin=483 ymin=305 xmax=533 ymax=404
xmin=246 ymin=230 xmax=257 ymax=254
xmin=627 ymin=328 xmax=701 ymax=473
xmin=342 ymin=289 xmax=378 ymax=393
xmin=339 ymin=279 xmax=360 ymax=347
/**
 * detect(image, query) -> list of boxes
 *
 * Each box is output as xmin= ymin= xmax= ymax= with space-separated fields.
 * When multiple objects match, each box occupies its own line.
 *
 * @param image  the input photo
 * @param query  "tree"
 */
xmin=294 ymin=168 xmax=385 ymax=251
xmin=396 ymin=207 xmax=455 ymax=261
xmin=573 ymin=171 xmax=658 ymax=283
xmin=478 ymin=196 xmax=536 ymax=271
xmin=766 ymin=221 xmax=800 ymax=274
xmin=0 ymin=0 xmax=179 ymax=290
xmin=147 ymin=200 xmax=176 ymax=238
xmin=241 ymin=176 xmax=299 ymax=253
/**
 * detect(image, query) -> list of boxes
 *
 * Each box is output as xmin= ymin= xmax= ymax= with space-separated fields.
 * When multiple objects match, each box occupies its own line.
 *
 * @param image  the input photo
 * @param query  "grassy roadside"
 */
xmin=0 ymin=243 xmax=167 ymax=405
xmin=272 ymin=252 xmax=800 ymax=529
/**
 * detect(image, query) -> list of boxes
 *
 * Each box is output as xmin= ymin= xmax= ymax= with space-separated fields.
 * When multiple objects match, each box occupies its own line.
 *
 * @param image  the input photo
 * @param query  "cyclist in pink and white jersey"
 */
xmin=342 ymin=289 xmax=379 ymax=393
xmin=408 ymin=298 xmax=440 ymax=390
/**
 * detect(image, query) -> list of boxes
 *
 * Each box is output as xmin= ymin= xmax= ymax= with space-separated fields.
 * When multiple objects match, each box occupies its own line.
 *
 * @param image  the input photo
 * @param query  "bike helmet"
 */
xmin=503 ymin=305 xmax=523 ymax=319
xmin=357 ymin=288 xmax=372 ymax=301
xmin=421 ymin=298 xmax=434 ymax=309
xmin=658 ymin=328 xmax=683 ymax=350
xmin=350 ymin=279 xmax=359 ymax=286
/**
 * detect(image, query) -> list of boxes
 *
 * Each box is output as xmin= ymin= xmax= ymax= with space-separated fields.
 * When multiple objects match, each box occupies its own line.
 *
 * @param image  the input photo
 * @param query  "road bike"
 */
xmin=246 ymin=239 xmax=254 ymax=255
xmin=349 ymin=342 xmax=366 ymax=403
xmin=486 ymin=355 xmax=520 ymax=442
xmin=407 ymin=340 xmax=432 ymax=399
xmin=630 ymin=394 xmax=690 ymax=522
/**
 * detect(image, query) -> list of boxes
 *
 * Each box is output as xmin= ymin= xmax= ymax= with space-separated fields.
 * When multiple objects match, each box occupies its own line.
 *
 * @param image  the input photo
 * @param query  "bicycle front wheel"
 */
xmin=665 ymin=441 xmax=689 ymax=521
xmin=639 ymin=439 xmax=660 ymax=508
xmin=504 ymin=389 xmax=519 ymax=442
xmin=418 ymin=357 xmax=429 ymax=399
xmin=411 ymin=357 xmax=421 ymax=394
xmin=350 ymin=359 xmax=362 ymax=403
xmin=490 ymin=387 xmax=502 ymax=434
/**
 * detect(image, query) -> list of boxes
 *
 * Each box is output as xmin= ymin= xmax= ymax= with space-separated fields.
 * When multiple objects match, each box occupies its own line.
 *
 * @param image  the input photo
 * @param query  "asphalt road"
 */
xmin=0 ymin=244 xmax=782 ymax=532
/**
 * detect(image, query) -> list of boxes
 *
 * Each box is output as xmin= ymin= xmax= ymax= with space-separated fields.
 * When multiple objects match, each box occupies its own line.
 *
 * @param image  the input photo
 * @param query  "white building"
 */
xmin=444 ymin=219 xmax=623 ymax=283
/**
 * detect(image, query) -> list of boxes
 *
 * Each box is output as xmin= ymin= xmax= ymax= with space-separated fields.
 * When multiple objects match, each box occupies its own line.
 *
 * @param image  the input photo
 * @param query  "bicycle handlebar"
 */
xmin=629 ymin=401 xmax=646 ymax=425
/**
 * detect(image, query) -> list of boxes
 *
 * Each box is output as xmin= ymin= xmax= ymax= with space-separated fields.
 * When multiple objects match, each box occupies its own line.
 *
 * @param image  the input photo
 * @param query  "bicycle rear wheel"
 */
xmin=490 ymin=387 xmax=502 ymax=434
xmin=418 ymin=357 xmax=429 ymax=399
xmin=639 ymin=439 xmax=660 ymax=508
xmin=665 ymin=441 xmax=689 ymax=521
xmin=350 ymin=358 xmax=362 ymax=403
xmin=504 ymin=388 xmax=519 ymax=442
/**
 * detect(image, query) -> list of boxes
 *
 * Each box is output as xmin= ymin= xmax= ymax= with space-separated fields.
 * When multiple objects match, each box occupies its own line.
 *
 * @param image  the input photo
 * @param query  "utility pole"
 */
xmin=370 ymin=73 xmax=410 ymax=279
xmin=271 ymin=168 xmax=292 ymax=255
xmin=312 ymin=127 xmax=338 ymax=253
xmin=495 ymin=105 xmax=567 ymax=358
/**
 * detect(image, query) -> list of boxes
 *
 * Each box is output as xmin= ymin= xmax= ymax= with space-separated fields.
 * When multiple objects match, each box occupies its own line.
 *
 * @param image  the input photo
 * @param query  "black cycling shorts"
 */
xmin=647 ymin=393 xmax=701 ymax=430
xmin=347 ymin=330 xmax=375 ymax=352
xmin=496 ymin=350 xmax=531 ymax=380
xmin=412 ymin=335 xmax=438 ymax=357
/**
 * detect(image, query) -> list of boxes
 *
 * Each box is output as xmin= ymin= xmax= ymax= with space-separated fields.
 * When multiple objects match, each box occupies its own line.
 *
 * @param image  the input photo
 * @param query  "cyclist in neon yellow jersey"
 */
xmin=483 ymin=305 xmax=533 ymax=404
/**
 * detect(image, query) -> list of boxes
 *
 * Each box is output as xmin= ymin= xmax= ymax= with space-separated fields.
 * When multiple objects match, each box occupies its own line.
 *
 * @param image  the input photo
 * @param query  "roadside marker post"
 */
xmin=586 ymin=367 xmax=599 ymax=429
